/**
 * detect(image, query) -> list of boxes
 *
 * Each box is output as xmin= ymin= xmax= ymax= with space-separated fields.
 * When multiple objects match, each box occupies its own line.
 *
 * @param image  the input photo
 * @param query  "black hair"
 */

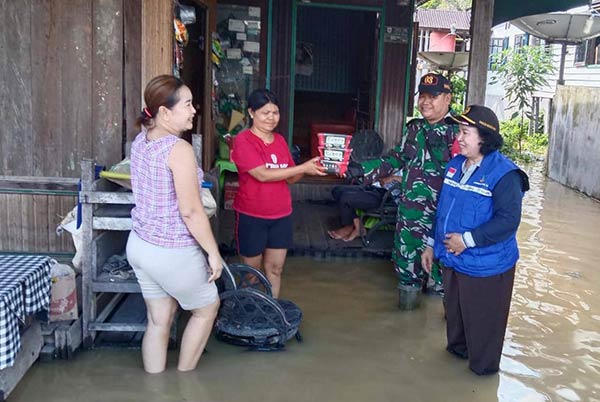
xmin=247 ymin=89 xmax=279 ymax=112
xmin=479 ymin=129 xmax=504 ymax=155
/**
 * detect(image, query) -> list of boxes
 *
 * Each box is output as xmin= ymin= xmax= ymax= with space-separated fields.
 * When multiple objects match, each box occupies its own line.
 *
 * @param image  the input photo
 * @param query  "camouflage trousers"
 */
xmin=392 ymin=200 xmax=443 ymax=293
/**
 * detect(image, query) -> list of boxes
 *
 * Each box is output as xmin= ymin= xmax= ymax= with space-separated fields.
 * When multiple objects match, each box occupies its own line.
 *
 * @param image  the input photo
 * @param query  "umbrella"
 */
xmin=418 ymin=51 xmax=470 ymax=71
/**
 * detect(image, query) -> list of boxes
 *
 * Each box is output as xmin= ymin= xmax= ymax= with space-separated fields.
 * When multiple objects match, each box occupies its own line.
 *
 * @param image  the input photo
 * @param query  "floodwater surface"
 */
xmin=9 ymin=165 xmax=600 ymax=402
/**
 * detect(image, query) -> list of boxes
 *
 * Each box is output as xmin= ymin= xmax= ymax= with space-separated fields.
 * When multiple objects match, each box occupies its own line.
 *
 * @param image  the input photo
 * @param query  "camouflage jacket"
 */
xmin=361 ymin=117 xmax=457 ymax=198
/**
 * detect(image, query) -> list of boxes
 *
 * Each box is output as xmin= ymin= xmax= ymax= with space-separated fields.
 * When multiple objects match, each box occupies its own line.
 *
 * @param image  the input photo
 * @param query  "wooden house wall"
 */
xmin=379 ymin=1 xmax=413 ymax=151
xmin=0 ymin=192 xmax=77 ymax=254
xmin=0 ymin=0 xmax=125 ymax=178
xmin=270 ymin=0 xmax=294 ymax=138
xmin=0 ymin=0 xmax=134 ymax=253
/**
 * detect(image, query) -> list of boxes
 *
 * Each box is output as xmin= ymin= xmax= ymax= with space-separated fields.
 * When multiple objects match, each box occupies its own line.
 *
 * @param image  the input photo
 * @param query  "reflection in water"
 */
xmin=499 ymin=163 xmax=600 ymax=401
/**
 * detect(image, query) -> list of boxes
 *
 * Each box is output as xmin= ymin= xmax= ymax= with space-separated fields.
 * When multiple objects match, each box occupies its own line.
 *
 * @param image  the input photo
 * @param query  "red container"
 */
xmin=319 ymin=160 xmax=349 ymax=176
xmin=317 ymin=132 xmax=352 ymax=149
xmin=318 ymin=146 xmax=352 ymax=163
xmin=310 ymin=123 xmax=354 ymax=157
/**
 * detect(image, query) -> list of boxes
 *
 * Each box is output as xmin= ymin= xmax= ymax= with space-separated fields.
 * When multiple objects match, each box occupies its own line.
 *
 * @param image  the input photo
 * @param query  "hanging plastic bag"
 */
xmin=202 ymin=188 xmax=217 ymax=218
xmin=178 ymin=3 xmax=196 ymax=25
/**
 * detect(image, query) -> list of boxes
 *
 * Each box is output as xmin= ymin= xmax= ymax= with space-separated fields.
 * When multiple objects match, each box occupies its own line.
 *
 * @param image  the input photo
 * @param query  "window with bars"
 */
xmin=488 ymin=38 xmax=506 ymax=70
xmin=514 ymin=34 xmax=527 ymax=49
xmin=574 ymin=38 xmax=600 ymax=66
xmin=418 ymin=29 xmax=431 ymax=52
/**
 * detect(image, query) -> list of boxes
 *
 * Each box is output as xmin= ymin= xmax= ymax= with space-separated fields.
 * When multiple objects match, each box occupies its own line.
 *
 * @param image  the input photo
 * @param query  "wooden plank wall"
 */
xmin=379 ymin=0 xmax=413 ymax=151
xmin=141 ymin=0 xmax=173 ymax=92
xmin=124 ymin=0 xmax=143 ymax=147
xmin=0 ymin=0 xmax=130 ymax=253
xmin=0 ymin=193 xmax=76 ymax=253
xmin=270 ymin=0 xmax=294 ymax=139
xmin=1 ymin=0 xmax=125 ymax=177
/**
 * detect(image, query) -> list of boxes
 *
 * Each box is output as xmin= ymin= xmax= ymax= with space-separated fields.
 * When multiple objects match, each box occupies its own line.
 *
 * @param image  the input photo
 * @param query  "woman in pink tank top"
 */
xmin=126 ymin=75 xmax=222 ymax=374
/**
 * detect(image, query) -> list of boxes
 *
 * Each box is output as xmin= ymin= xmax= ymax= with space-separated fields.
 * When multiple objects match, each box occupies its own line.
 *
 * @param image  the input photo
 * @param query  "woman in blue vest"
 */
xmin=421 ymin=105 xmax=529 ymax=375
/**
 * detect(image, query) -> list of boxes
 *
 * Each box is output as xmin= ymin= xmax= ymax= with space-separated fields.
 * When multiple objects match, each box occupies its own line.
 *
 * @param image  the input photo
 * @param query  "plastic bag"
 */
xmin=202 ymin=188 xmax=217 ymax=218
xmin=178 ymin=3 xmax=196 ymax=25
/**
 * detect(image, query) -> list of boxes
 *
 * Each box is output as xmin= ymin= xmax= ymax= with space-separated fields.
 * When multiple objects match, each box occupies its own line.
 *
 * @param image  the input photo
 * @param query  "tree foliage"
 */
xmin=490 ymin=45 xmax=555 ymax=154
xmin=420 ymin=0 xmax=471 ymax=10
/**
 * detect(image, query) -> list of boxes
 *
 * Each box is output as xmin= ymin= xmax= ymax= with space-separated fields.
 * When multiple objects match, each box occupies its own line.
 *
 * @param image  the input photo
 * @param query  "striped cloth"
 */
xmin=0 ymin=254 xmax=51 ymax=370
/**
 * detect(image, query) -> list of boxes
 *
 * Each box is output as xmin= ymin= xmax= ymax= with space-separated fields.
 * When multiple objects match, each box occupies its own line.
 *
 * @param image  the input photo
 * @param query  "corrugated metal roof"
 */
xmin=415 ymin=9 xmax=471 ymax=31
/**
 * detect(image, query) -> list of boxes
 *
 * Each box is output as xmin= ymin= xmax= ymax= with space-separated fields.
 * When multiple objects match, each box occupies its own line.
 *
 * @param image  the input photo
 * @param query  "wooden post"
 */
xmin=466 ymin=0 xmax=494 ymax=105
xmin=141 ymin=0 xmax=173 ymax=91
xmin=557 ymin=43 xmax=567 ymax=85
xmin=80 ymin=159 xmax=95 ymax=348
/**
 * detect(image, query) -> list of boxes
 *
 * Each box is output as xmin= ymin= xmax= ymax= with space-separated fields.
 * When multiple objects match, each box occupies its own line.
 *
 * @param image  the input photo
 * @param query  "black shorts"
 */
xmin=235 ymin=212 xmax=293 ymax=257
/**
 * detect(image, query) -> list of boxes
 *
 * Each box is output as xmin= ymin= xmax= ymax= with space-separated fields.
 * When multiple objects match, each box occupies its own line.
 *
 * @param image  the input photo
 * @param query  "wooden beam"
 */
xmin=141 ymin=0 xmax=173 ymax=91
xmin=466 ymin=0 xmax=494 ymax=105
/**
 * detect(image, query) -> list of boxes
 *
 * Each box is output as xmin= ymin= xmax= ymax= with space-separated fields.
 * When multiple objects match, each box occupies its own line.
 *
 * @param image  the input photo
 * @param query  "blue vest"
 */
xmin=433 ymin=151 xmax=520 ymax=277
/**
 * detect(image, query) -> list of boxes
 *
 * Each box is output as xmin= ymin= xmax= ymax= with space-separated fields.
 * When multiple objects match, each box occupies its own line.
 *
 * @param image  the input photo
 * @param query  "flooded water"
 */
xmin=9 ymin=164 xmax=600 ymax=402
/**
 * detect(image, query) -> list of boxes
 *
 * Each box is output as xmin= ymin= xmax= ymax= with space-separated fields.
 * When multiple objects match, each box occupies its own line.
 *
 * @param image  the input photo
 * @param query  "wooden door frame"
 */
xmin=189 ymin=0 xmax=217 ymax=171
xmin=141 ymin=0 xmax=216 ymax=170
xmin=289 ymin=2 xmax=385 ymax=146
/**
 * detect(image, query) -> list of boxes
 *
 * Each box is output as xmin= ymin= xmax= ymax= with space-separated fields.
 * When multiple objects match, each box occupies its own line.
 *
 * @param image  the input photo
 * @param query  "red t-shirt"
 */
xmin=231 ymin=129 xmax=296 ymax=219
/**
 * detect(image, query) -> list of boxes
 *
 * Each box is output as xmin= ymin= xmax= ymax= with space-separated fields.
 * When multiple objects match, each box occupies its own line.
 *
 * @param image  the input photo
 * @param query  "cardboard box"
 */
xmin=224 ymin=181 xmax=239 ymax=210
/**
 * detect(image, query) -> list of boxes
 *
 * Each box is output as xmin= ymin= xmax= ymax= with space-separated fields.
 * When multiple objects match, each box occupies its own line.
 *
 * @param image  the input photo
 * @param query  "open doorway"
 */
xmin=174 ymin=0 xmax=215 ymax=169
xmin=292 ymin=5 xmax=381 ymax=162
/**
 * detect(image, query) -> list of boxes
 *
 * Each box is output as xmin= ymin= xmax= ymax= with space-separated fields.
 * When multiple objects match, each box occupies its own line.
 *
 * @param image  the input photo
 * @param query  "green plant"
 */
xmin=450 ymin=74 xmax=467 ymax=114
xmin=490 ymin=46 xmax=554 ymax=155
xmin=420 ymin=0 xmax=471 ymax=10
xmin=500 ymin=117 xmax=548 ymax=163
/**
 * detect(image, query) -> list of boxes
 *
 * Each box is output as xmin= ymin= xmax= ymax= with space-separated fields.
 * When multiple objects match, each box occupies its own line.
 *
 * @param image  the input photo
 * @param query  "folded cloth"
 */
xmin=102 ymin=254 xmax=133 ymax=280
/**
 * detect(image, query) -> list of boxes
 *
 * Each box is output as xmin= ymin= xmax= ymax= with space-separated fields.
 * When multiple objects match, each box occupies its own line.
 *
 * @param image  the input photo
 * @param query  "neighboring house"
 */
xmin=415 ymin=9 xmax=471 ymax=53
xmin=486 ymin=1 xmax=600 ymax=199
xmin=413 ymin=9 xmax=471 ymax=106
xmin=486 ymin=1 xmax=600 ymax=128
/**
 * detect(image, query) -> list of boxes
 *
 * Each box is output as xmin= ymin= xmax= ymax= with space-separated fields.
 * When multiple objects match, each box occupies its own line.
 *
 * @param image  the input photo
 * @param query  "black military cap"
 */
xmin=418 ymin=73 xmax=452 ymax=96
xmin=446 ymin=105 xmax=499 ymax=135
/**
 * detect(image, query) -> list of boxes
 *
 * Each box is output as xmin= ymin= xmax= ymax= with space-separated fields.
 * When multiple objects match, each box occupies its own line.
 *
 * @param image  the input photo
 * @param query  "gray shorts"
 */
xmin=126 ymin=231 xmax=218 ymax=310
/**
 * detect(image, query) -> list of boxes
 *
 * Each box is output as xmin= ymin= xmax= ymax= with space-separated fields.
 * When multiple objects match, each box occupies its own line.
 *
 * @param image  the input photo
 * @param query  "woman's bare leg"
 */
xmin=177 ymin=299 xmax=220 ymax=372
xmin=263 ymin=248 xmax=288 ymax=298
xmin=142 ymin=297 xmax=178 ymax=374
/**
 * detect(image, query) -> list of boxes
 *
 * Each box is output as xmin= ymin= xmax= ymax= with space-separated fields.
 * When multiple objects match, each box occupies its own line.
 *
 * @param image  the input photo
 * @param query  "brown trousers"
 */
xmin=442 ymin=265 xmax=515 ymax=375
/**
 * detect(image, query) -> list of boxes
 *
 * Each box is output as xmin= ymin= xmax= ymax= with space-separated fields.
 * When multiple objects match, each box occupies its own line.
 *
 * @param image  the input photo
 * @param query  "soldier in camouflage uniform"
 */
xmin=361 ymin=73 xmax=457 ymax=295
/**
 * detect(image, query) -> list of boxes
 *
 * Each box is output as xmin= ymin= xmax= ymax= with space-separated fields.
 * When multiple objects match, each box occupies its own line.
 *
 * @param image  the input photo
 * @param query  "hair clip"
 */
xmin=143 ymin=107 xmax=153 ymax=118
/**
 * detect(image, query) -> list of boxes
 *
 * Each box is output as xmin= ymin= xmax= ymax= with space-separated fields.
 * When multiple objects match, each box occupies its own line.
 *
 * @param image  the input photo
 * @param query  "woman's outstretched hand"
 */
xmin=302 ymin=157 xmax=327 ymax=176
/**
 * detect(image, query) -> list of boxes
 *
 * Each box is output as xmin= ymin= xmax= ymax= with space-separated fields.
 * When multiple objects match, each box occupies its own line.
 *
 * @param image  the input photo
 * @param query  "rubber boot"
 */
xmin=397 ymin=284 xmax=422 ymax=310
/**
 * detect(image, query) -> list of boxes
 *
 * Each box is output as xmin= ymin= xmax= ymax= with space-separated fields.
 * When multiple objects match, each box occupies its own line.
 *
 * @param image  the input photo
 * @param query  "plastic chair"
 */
xmin=215 ymin=262 xmax=303 ymax=351
xmin=214 ymin=158 xmax=237 ymax=193
xmin=359 ymin=182 xmax=400 ymax=246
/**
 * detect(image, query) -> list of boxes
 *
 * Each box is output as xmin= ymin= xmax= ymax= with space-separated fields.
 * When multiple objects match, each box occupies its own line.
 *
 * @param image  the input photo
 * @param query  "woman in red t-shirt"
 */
xmin=231 ymin=89 xmax=326 ymax=297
